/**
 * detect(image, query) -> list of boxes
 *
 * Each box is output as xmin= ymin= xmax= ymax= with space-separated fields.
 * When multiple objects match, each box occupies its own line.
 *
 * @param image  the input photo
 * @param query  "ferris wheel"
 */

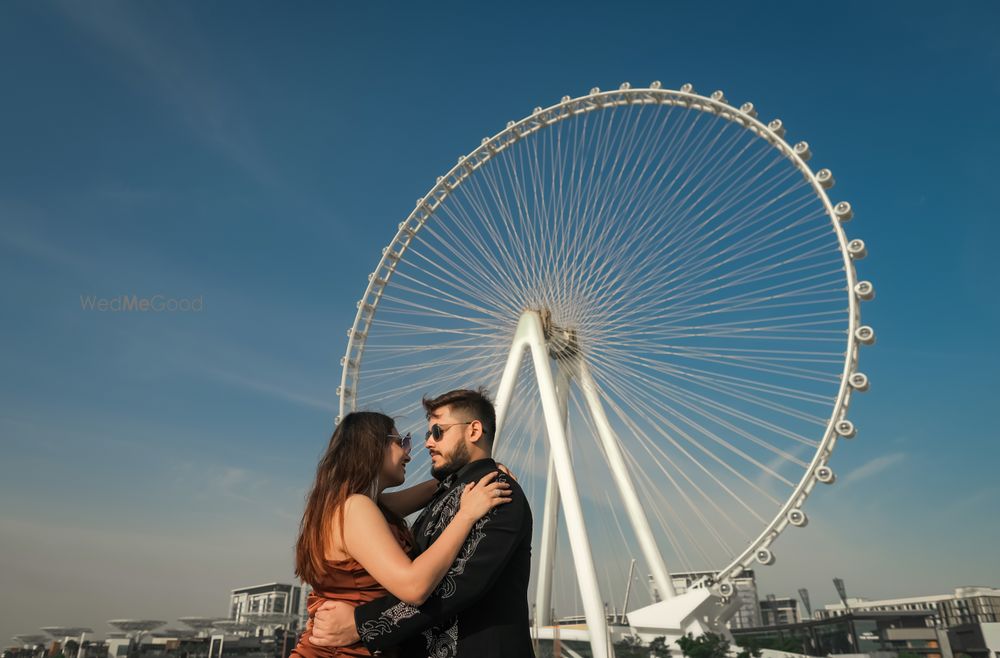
xmin=337 ymin=82 xmax=872 ymax=655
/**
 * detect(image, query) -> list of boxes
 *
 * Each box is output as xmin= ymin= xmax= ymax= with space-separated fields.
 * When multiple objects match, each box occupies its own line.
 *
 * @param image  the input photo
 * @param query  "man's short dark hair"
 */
xmin=423 ymin=387 xmax=497 ymax=445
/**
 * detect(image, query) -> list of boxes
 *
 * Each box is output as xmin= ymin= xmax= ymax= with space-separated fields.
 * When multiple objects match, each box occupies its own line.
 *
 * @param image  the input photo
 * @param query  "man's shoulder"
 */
xmin=496 ymin=471 xmax=529 ymax=506
xmin=455 ymin=463 xmax=530 ymax=504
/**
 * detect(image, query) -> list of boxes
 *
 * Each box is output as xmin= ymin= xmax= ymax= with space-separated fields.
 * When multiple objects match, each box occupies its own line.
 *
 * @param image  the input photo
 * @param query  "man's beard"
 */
xmin=431 ymin=440 xmax=471 ymax=480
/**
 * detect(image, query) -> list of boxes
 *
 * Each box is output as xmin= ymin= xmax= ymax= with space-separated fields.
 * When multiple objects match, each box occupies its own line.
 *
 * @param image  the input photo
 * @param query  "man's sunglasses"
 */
xmin=388 ymin=432 xmax=412 ymax=454
xmin=425 ymin=421 xmax=473 ymax=441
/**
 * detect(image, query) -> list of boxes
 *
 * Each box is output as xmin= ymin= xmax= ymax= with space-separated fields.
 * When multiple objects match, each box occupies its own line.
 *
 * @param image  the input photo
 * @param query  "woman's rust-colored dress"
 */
xmin=293 ymin=524 xmax=413 ymax=658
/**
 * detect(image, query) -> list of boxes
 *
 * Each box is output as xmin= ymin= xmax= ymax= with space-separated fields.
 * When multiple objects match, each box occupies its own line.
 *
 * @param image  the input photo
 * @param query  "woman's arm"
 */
xmin=380 ymin=464 xmax=517 ymax=518
xmin=342 ymin=473 xmax=510 ymax=606
xmin=378 ymin=479 xmax=438 ymax=518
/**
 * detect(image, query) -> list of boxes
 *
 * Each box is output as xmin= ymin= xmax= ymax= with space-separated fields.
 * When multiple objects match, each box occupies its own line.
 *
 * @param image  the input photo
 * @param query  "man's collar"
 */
xmin=439 ymin=458 xmax=498 ymax=491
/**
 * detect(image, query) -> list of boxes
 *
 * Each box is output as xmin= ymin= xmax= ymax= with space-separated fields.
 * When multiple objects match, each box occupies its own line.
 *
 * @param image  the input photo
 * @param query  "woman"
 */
xmin=292 ymin=411 xmax=511 ymax=658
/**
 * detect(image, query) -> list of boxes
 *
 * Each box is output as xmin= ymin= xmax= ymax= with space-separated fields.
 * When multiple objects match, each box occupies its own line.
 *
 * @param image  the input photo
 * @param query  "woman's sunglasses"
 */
xmin=425 ymin=421 xmax=473 ymax=441
xmin=387 ymin=432 xmax=412 ymax=454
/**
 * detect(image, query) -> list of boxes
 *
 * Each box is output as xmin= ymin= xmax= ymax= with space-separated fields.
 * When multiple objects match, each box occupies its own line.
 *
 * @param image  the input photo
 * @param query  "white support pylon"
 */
xmin=534 ymin=364 xmax=569 ymax=626
xmin=493 ymin=311 xmax=609 ymax=658
xmin=576 ymin=358 xmax=677 ymax=600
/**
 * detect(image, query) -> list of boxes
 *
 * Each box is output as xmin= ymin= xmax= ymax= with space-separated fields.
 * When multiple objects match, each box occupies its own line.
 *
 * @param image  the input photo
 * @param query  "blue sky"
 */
xmin=1 ymin=0 xmax=999 ymax=643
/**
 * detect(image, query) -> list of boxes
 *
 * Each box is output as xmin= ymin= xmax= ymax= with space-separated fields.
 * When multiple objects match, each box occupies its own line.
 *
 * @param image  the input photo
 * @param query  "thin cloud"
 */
xmin=52 ymin=1 xmax=281 ymax=189
xmin=197 ymin=363 xmax=337 ymax=413
xmin=842 ymin=451 xmax=906 ymax=486
xmin=0 ymin=201 xmax=93 ymax=271
xmin=172 ymin=462 xmax=302 ymax=523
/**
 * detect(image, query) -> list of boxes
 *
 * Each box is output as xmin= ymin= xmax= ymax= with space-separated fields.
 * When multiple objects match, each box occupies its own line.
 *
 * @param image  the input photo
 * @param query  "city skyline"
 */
xmin=2 ymin=0 xmax=999 ymax=646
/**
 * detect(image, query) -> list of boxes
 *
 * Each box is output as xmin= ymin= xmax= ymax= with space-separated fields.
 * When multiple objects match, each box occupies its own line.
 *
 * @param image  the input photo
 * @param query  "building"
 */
xmin=732 ymin=610 xmax=951 ymax=658
xmin=230 ymin=584 xmax=303 ymax=624
xmin=670 ymin=569 xmax=762 ymax=629
xmin=939 ymin=589 xmax=1000 ymax=628
xmin=948 ymin=621 xmax=1000 ymax=658
xmin=818 ymin=587 xmax=1000 ymax=629
xmin=760 ymin=595 xmax=801 ymax=627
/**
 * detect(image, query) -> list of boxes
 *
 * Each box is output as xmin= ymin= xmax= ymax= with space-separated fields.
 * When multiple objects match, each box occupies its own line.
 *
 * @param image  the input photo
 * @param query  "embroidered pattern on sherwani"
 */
xmin=434 ymin=514 xmax=489 ymax=598
xmin=424 ymin=485 xmax=463 ymax=537
xmin=358 ymin=600 xmax=420 ymax=642
xmin=423 ymin=618 xmax=459 ymax=658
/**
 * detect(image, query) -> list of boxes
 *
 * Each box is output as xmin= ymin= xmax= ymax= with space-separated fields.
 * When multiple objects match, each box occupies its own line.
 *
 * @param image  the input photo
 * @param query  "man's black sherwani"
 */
xmin=354 ymin=458 xmax=535 ymax=658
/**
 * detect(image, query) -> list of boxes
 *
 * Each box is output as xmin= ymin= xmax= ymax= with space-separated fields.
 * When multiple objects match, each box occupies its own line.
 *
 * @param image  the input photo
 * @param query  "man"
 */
xmin=310 ymin=388 xmax=535 ymax=658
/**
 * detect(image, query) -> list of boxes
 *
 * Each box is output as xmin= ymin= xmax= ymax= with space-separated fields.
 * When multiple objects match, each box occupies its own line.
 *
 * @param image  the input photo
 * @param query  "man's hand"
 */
xmin=308 ymin=600 xmax=360 ymax=647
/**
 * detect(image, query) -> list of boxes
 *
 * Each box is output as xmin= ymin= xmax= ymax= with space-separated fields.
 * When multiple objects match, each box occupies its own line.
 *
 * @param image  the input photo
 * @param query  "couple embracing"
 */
xmin=291 ymin=388 xmax=535 ymax=658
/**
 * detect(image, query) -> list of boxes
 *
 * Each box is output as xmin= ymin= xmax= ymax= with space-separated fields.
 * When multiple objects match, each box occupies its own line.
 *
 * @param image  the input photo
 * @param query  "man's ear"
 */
xmin=468 ymin=419 xmax=484 ymax=444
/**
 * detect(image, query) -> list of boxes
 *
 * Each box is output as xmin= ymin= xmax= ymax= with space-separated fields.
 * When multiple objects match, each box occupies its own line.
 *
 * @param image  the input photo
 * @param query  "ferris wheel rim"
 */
xmin=337 ymin=81 xmax=869 ymax=588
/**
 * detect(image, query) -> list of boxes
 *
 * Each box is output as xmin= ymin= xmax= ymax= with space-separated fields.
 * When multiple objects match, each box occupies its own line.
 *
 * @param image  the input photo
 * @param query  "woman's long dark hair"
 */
xmin=295 ymin=411 xmax=409 ymax=585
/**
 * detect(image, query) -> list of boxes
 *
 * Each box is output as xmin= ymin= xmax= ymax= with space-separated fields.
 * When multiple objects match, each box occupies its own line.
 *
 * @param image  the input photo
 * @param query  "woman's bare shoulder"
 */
xmin=342 ymin=493 xmax=379 ymax=518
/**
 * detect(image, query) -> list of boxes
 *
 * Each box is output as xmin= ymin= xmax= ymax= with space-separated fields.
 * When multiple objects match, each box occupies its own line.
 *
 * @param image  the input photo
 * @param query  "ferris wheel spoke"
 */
xmin=402 ymin=230 xmax=527 ymax=313
xmin=559 ymin=106 xmax=667 ymax=296
xmin=383 ymin=268 xmax=516 ymax=320
xmin=626 ymin=314 xmax=846 ymax=339
xmin=650 ymin=234 xmax=840 ymax=314
xmin=649 ymin=160 xmax=809 ymax=281
xmin=365 ymin=324 xmax=501 ymax=343
xmin=360 ymin=345 xmax=499 ymax=371
xmin=629 ymin=458 xmax=703 ymax=572
xmin=438 ymin=178 xmax=539 ymax=299
xmin=628 ymin=282 xmax=848 ymax=330
xmin=597 ymin=327 xmax=844 ymax=384
xmin=359 ymin=358 xmax=503 ymax=408
xmin=616 ymin=208 xmax=831 ymax=313
xmin=594 ymin=360 xmax=796 ymax=496
xmin=610 ymin=113 xmax=765 ymax=256
xmin=590 ymin=142 xmax=804 ymax=301
xmin=608 ymin=307 xmax=845 ymax=336
xmin=606 ymin=140 xmax=784 ymax=289
xmin=592 ymin=353 xmax=813 ymax=480
xmin=593 ymin=351 xmax=834 ymax=449
xmin=360 ymin=352 xmax=503 ymax=377
xmin=593 ymin=379 xmax=757 ymax=552
xmin=595 ymin=200 xmax=824 ymax=323
xmin=566 ymin=114 xmax=743 ymax=302
xmin=604 ymin=358 xmax=824 ymax=457
xmin=408 ymin=209 xmax=518 ymax=292
xmin=603 ymin=338 xmax=840 ymax=389
xmin=570 ymin=103 xmax=682 ymax=254
xmin=610 ymin=339 xmax=845 ymax=369
xmin=614 ymin=434 xmax=702 ymax=571
xmin=601 ymin=241 xmax=840 ymax=325
xmin=606 ymin=239 xmax=841 ymax=326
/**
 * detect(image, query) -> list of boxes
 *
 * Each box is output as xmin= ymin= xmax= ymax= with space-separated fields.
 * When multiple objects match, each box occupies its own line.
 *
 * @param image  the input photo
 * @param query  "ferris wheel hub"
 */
xmin=530 ymin=308 xmax=581 ymax=361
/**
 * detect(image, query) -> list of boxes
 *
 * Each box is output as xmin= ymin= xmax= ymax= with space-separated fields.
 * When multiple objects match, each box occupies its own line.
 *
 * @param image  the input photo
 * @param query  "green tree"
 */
xmin=747 ymin=636 xmax=804 ymax=654
xmin=677 ymin=633 xmax=761 ymax=658
xmin=677 ymin=633 xmax=729 ymax=658
xmin=649 ymin=636 xmax=671 ymax=657
xmin=613 ymin=635 xmax=647 ymax=658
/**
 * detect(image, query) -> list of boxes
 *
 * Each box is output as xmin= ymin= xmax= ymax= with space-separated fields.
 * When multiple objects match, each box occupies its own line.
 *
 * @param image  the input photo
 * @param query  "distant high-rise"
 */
xmin=229 ymin=583 xmax=303 ymax=624
xmin=760 ymin=596 xmax=801 ymax=626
